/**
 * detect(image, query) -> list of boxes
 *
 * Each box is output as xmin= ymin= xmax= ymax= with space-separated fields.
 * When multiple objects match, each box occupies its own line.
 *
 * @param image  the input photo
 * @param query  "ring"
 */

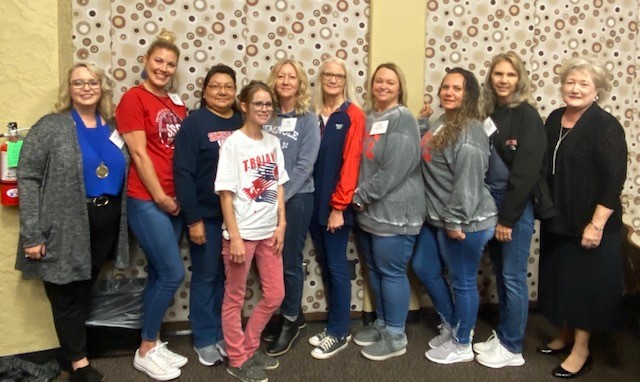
xmin=24 ymin=254 xmax=29 ymax=258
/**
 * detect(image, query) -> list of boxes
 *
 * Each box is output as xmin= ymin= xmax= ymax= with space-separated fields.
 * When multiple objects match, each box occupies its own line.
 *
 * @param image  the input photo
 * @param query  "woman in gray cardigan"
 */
xmin=16 ymin=63 xmax=129 ymax=382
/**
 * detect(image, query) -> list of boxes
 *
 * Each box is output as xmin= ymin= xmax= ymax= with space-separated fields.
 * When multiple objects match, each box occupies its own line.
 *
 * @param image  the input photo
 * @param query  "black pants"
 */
xmin=43 ymin=196 xmax=121 ymax=362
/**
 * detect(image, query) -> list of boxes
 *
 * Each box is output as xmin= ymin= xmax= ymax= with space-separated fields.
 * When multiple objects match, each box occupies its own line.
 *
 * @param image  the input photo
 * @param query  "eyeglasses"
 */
xmin=322 ymin=72 xmax=347 ymax=82
xmin=70 ymin=79 xmax=102 ymax=89
xmin=207 ymin=84 xmax=236 ymax=92
xmin=250 ymin=101 xmax=274 ymax=111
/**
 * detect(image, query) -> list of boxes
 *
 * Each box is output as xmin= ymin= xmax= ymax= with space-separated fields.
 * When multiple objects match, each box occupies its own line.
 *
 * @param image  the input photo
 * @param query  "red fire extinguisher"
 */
xmin=1 ymin=122 xmax=20 ymax=207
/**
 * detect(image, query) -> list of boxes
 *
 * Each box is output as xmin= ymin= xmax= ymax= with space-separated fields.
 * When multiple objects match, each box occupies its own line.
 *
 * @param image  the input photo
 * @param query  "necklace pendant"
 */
xmin=96 ymin=162 xmax=109 ymax=179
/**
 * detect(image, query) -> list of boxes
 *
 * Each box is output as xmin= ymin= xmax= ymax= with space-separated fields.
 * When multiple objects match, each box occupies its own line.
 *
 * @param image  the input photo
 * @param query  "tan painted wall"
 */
xmin=0 ymin=0 xmax=72 ymax=356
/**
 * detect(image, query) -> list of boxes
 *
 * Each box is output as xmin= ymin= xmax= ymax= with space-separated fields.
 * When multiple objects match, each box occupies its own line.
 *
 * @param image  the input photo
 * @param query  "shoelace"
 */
xmin=317 ymin=335 xmax=338 ymax=351
xmin=147 ymin=349 xmax=174 ymax=371
xmin=157 ymin=342 xmax=181 ymax=360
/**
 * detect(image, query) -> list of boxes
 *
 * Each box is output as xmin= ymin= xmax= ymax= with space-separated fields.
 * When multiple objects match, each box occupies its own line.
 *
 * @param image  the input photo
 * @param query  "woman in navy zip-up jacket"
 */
xmin=307 ymin=57 xmax=365 ymax=360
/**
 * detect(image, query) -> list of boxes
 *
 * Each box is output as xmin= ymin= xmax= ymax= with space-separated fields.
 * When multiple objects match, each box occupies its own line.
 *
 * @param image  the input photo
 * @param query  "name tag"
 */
xmin=280 ymin=117 xmax=297 ymax=132
xmin=109 ymin=130 xmax=125 ymax=149
xmin=483 ymin=117 xmax=498 ymax=137
xmin=370 ymin=120 xmax=389 ymax=135
xmin=167 ymin=93 xmax=184 ymax=106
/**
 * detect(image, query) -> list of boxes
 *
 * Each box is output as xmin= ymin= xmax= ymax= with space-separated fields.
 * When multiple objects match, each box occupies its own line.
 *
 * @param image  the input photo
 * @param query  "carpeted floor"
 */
xmin=55 ymin=309 xmax=640 ymax=382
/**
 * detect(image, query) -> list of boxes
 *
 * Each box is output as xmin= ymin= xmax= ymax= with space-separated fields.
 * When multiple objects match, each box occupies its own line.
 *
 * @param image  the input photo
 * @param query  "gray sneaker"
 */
xmin=227 ymin=359 xmax=267 ymax=382
xmin=216 ymin=339 xmax=227 ymax=358
xmin=250 ymin=350 xmax=279 ymax=370
xmin=361 ymin=330 xmax=407 ymax=361
xmin=425 ymin=339 xmax=474 ymax=364
xmin=354 ymin=320 xmax=385 ymax=347
xmin=194 ymin=345 xmax=223 ymax=366
xmin=428 ymin=323 xmax=452 ymax=349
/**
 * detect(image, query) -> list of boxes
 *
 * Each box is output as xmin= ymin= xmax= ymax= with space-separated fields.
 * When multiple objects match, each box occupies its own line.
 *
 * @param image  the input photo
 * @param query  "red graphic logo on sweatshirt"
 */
xmin=363 ymin=135 xmax=381 ymax=160
xmin=421 ymin=131 xmax=434 ymax=163
xmin=208 ymin=131 xmax=233 ymax=146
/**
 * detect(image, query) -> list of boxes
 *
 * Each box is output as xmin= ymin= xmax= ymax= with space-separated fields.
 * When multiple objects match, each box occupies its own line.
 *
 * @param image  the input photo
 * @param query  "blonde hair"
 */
xmin=481 ymin=51 xmax=536 ymax=117
xmin=558 ymin=57 xmax=612 ymax=100
xmin=430 ymin=68 xmax=481 ymax=151
xmin=312 ymin=56 xmax=360 ymax=112
xmin=146 ymin=30 xmax=180 ymax=59
xmin=54 ymin=62 xmax=115 ymax=121
xmin=267 ymin=59 xmax=311 ymax=114
xmin=145 ymin=30 xmax=180 ymax=91
xmin=365 ymin=62 xmax=408 ymax=111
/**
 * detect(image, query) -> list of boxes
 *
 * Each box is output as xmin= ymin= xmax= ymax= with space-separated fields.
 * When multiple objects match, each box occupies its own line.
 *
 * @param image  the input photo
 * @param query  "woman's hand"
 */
xmin=446 ymin=229 xmax=466 ymax=241
xmin=273 ymin=224 xmax=286 ymax=256
xmin=495 ymin=223 xmax=513 ymax=242
xmin=581 ymin=223 xmax=603 ymax=249
xmin=157 ymin=195 xmax=180 ymax=216
xmin=419 ymin=103 xmax=434 ymax=119
xmin=188 ymin=221 xmax=206 ymax=245
xmin=327 ymin=209 xmax=345 ymax=233
xmin=229 ymin=237 xmax=246 ymax=263
xmin=24 ymin=243 xmax=46 ymax=260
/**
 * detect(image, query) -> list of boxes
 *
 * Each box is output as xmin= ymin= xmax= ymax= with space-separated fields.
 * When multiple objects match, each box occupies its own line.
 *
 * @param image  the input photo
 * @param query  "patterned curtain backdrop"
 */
xmin=424 ymin=0 xmax=639 ymax=304
xmin=72 ymin=0 xmax=370 ymax=322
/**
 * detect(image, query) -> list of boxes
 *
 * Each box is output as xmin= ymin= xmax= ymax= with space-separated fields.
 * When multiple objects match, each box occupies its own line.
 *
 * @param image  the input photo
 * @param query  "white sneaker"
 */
xmin=473 ymin=330 xmax=500 ymax=354
xmin=425 ymin=339 xmax=474 ymax=364
xmin=134 ymin=348 xmax=181 ymax=381
xmin=156 ymin=340 xmax=188 ymax=368
xmin=476 ymin=341 xmax=525 ymax=368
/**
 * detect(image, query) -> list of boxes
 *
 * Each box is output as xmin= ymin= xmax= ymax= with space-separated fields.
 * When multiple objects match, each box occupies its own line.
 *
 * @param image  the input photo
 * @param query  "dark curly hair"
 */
xmin=430 ymin=67 xmax=481 ymax=150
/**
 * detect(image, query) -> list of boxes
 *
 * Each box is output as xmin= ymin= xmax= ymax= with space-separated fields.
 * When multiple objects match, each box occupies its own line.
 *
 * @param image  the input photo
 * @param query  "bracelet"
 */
xmin=590 ymin=221 xmax=604 ymax=231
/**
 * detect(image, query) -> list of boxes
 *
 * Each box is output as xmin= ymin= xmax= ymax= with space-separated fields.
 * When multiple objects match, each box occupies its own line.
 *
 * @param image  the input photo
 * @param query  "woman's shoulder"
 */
xmin=514 ymin=102 xmax=542 ymax=119
xmin=462 ymin=119 xmax=489 ymax=146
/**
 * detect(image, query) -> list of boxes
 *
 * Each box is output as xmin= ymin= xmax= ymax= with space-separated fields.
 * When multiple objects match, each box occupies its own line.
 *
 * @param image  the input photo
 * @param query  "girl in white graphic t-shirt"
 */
xmin=215 ymin=81 xmax=288 ymax=382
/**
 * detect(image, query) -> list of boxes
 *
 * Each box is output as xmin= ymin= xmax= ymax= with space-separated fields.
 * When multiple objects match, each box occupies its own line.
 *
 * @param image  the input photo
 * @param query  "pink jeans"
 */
xmin=221 ymin=237 xmax=284 ymax=367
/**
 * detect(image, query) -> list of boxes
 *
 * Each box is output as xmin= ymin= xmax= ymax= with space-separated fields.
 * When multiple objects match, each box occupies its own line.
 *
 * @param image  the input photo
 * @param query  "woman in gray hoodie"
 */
xmin=417 ymin=68 xmax=497 ymax=365
xmin=352 ymin=63 xmax=426 ymax=361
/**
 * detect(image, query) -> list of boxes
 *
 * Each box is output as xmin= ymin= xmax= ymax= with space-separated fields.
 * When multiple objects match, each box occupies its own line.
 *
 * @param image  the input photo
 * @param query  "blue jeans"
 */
xmin=488 ymin=193 xmax=535 ymax=353
xmin=439 ymin=227 xmax=494 ymax=345
xmin=358 ymin=230 xmax=416 ymax=333
xmin=411 ymin=224 xmax=455 ymax=326
xmin=188 ymin=217 xmax=225 ymax=348
xmin=280 ymin=193 xmax=314 ymax=318
xmin=128 ymin=198 xmax=185 ymax=342
xmin=309 ymin=223 xmax=351 ymax=338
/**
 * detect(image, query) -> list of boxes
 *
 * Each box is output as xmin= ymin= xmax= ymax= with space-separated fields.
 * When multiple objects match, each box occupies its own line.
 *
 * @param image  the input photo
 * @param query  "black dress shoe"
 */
xmin=266 ymin=317 xmax=300 ymax=356
xmin=552 ymin=355 xmax=593 ymax=379
xmin=536 ymin=343 xmax=573 ymax=356
xmin=69 ymin=364 xmax=105 ymax=382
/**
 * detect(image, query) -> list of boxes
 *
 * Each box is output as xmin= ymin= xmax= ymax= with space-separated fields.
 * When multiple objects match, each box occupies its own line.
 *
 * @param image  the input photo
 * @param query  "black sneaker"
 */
xmin=261 ymin=320 xmax=282 ymax=343
xmin=227 ymin=359 xmax=268 ymax=382
xmin=310 ymin=334 xmax=349 ymax=360
xmin=266 ymin=317 xmax=300 ymax=356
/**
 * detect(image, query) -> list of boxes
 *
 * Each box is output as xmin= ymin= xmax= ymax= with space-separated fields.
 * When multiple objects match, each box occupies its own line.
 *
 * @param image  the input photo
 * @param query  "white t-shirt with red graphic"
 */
xmin=116 ymin=85 xmax=186 ymax=200
xmin=215 ymin=130 xmax=289 ymax=241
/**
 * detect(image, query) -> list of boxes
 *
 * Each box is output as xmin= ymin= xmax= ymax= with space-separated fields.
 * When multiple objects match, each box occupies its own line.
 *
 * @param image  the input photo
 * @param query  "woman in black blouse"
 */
xmin=539 ymin=57 xmax=627 ymax=379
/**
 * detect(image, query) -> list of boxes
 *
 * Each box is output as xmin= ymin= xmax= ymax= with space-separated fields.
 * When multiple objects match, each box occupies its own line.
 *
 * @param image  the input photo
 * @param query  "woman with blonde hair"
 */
xmin=262 ymin=59 xmax=321 ymax=356
xmin=116 ymin=30 xmax=187 ymax=380
xmin=539 ymin=57 xmax=627 ymax=378
xmin=17 ymin=62 xmax=129 ymax=382
xmin=307 ymin=57 xmax=365 ymax=359
xmin=472 ymin=51 xmax=553 ymax=368
xmin=352 ymin=63 xmax=425 ymax=361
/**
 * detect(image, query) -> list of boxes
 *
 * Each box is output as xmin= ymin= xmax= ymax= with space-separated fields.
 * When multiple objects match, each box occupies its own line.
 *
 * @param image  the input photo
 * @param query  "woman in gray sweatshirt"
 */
xmin=417 ymin=68 xmax=498 ymax=365
xmin=352 ymin=63 xmax=426 ymax=361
